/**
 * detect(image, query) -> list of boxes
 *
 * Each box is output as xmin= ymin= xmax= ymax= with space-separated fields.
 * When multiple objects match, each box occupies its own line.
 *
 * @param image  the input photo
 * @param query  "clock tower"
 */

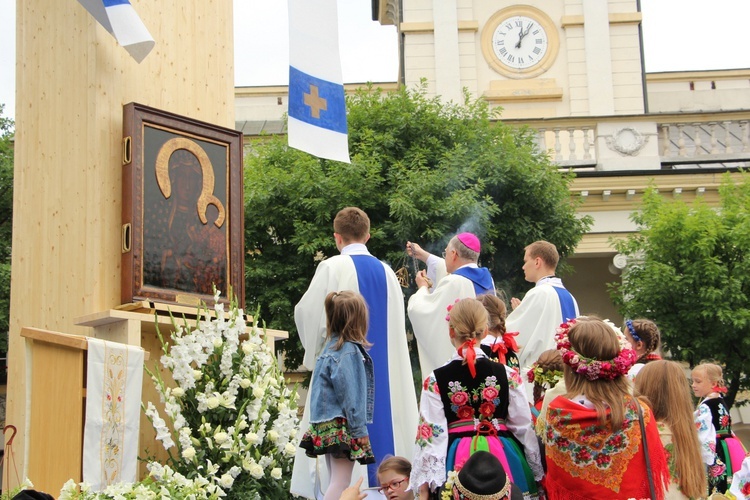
xmin=376 ymin=0 xmax=645 ymax=120
xmin=372 ymin=0 xmax=660 ymax=172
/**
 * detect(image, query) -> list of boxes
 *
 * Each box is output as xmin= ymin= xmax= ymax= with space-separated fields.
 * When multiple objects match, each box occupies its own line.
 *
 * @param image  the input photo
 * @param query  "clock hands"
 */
xmin=515 ymin=23 xmax=533 ymax=49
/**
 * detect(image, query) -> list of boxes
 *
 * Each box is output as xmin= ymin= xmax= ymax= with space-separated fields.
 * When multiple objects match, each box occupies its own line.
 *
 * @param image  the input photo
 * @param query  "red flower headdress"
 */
xmin=555 ymin=319 xmax=637 ymax=381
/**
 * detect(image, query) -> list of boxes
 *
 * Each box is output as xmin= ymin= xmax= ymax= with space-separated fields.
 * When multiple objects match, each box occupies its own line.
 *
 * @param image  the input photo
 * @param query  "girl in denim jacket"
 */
xmin=300 ymin=290 xmax=375 ymax=500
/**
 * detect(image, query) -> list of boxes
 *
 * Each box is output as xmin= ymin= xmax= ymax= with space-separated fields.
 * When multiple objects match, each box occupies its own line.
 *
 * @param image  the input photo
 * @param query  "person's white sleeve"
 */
xmin=694 ymin=402 xmax=718 ymax=466
xmin=411 ymin=373 xmax=449 ymax=493
xmin=729 ymin=455 xmax=750 ymax=499
xmin=294 ymin=261 xmax=336 ymax=371
xmin=504 ymin=366 xmax=544 ymax=481
xmin=425 ymin=255 xmax=447 ymax=292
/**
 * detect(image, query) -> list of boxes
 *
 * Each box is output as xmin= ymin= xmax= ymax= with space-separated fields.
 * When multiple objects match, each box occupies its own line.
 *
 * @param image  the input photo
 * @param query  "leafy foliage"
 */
xmin=0 ymin=104 xmax=13 ymax=354
xmin=244 ymin=83 xmax=590 ymax=371
xmin=610 ymin=174 xmax=750 ymax=407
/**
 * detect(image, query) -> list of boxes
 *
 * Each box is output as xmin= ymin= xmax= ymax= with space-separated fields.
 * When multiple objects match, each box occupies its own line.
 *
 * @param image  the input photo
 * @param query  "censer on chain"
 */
xmin=395 ymin=250 xmax=432 ymax=288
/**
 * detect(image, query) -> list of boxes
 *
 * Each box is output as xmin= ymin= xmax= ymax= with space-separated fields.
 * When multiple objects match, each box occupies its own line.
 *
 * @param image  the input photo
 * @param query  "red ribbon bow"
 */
xmin=459 ymin=338 xmax=478 ymax=378
xmin=491 ymin=332 xmax=519 ymax=364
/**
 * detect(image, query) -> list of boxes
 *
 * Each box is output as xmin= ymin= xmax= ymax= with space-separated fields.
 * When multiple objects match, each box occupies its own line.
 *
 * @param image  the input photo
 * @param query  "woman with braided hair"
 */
xmin=410 ymin=298 xmax=543 ymax=499
xmin=477 ymin=293 xmax=520 ymax=370
xmin=622 ymin=318 xmax=662 ymax=380
xmin=525 ymin=349 xmax=564 ymax=428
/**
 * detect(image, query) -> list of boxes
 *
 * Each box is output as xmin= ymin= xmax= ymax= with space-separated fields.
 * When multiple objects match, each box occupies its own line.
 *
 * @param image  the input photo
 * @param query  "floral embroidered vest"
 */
xmin=433 ymin=358 xmax=510 ymax=438
xmin=704 ymin=397 xmax=733 ymax=437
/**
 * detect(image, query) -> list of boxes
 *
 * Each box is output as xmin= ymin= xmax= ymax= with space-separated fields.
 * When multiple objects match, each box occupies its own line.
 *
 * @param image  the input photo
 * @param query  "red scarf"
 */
xmin=458 ymin=339 xmax=477 ymax=378
xmin=491 ymin=331 xmax=519 ymax=364
xmin=544 ymin=396 xmax=670 ymax=500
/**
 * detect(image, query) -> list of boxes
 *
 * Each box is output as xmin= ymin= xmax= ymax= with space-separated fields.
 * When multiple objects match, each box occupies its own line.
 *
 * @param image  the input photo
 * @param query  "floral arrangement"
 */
xmin=526 ymin=362 xmax=563 ymax=388
xmin=440 ymin=470 xmax=459 ymax=500
xmin=555 ymin=318 xmax=637 ymax=381
xmin=60 ymin=291 xmax=299 ymax=499
xmin=59 ymin=463 xmax=223 ymax=499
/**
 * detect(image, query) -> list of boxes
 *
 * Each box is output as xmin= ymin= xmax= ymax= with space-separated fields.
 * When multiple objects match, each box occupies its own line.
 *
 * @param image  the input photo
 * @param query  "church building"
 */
xmin=236 ymin=0 xmax=750 ymax=321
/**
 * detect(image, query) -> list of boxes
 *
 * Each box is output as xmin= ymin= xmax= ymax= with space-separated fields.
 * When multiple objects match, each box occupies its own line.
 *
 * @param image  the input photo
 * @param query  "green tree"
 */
xmin=0 ymin=104 xmax=13 ymax=354
xmin=244 ymin=84 xmax=590 ymax=371
xmin=610 ymin=174 xmax=750 ymax=408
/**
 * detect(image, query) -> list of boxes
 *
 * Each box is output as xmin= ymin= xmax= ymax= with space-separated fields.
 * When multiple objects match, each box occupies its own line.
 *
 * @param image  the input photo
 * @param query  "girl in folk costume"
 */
xmin=299 ymin=291 xmax=375 ymax=500
xmin=411 ymin=298 xmax=543 ymax=499
xmin=634 ymin=360 xmax=708 ymax=500
xmin=525 ymin=349 xmax=564 ymax=429
xmin=623 ymin=318 xmax=662 ymax=380
xmin=543 ymin=316 xmax=670 ymax=500
xmin=477 ymin=293 xmax=520 ymax=370
xmin=692 ymin=362 xmax=748 ymax=494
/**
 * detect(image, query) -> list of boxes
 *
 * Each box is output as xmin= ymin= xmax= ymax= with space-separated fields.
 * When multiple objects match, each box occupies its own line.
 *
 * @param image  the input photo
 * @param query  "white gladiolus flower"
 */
xmin=59 ymin=480 xmax=77 ymax=500
xmin=271 ymin=468 xmax=282 ymax=480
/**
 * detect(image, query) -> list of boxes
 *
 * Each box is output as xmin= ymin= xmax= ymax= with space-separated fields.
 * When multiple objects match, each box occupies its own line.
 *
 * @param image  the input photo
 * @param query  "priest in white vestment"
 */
xmin=506 ymin=240 xmax=579 ymax=374
xmin=406 ymin=233 xmax=495 ymax=379
xmin=291 ymin=207 xmax=418 ymax=499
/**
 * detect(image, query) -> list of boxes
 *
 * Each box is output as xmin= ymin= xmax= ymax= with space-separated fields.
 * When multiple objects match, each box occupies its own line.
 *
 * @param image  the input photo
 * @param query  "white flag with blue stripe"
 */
xmin=288 ymin=0 xmax=350 ymax=163
xmin=78 ymin=0 xmax=155 ymax=63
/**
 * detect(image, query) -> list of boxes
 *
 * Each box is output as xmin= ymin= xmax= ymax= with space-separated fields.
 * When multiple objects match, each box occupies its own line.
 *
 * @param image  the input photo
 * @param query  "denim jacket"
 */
xmin=308 ymin=337 xmax=374 ymax=438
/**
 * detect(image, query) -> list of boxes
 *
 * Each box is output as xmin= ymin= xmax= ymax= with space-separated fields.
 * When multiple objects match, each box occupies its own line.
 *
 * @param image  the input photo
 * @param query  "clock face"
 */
xmin=491 ymin=15 xmax=548 ymax=70
xmin=481 ymin=6 xmax=559 ymax=79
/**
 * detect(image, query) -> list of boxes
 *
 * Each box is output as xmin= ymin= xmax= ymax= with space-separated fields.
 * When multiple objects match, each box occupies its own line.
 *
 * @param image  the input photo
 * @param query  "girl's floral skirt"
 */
xmin=300 ymin=417 xmax=375 ymax=465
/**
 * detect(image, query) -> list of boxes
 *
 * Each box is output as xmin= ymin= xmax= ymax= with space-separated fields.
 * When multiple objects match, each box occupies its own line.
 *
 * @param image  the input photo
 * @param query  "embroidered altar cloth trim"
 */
xmin=83 ymin=338 xmax=144 ymax=490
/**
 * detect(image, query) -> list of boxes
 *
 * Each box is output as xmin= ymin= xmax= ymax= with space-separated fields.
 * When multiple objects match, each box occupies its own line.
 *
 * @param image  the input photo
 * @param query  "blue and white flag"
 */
xmin=78 ymin=0 xmax=155 ymax=63
xmin=288 ymin=0 xmax=350 ymax=163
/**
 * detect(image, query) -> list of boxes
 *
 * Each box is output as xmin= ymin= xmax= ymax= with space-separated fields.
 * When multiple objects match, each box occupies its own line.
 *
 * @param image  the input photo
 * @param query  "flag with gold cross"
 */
xmin=288 ymin=0 xmax=350 ymax=163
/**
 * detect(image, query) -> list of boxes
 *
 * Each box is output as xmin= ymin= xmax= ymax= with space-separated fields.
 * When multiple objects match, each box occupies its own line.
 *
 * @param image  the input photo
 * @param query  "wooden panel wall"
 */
xmin=6 ymin=0 xmax=235 ymax=491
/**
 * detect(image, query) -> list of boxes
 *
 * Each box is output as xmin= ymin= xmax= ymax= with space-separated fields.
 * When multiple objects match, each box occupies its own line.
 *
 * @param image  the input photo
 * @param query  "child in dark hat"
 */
xmin=450 ymin=451 xmax=523 ymax=500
